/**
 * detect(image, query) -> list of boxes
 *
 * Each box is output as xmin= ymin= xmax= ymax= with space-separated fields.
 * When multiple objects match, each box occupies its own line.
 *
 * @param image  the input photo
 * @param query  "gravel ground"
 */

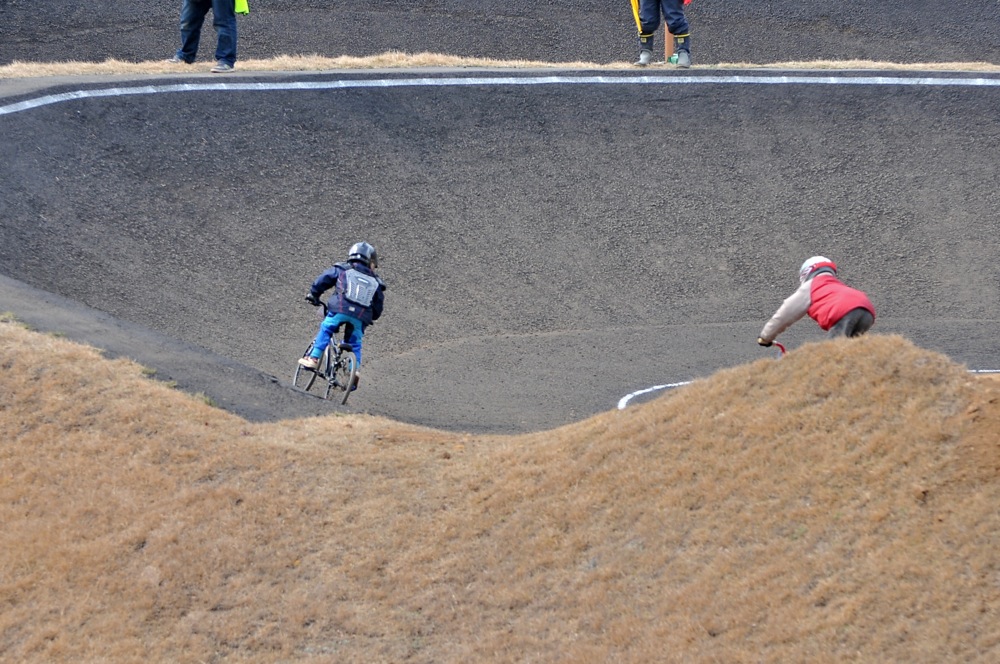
xmin=1 ymin=1 xmax=998 ymax=66
xmin=1 ymin=3 xmax=999 ymax=434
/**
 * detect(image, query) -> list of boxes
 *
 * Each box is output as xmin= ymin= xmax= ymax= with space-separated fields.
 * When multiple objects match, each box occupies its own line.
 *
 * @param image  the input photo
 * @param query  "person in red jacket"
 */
xmin=757 ymin=256 xmax=875 ymax=348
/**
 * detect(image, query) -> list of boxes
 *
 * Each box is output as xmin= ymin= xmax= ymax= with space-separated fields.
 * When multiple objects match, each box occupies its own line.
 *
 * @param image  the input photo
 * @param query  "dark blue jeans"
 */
xmin=637 ymin=0 xmax=690 ymax=38
xmin=175 ymin=0 xmax=237 ymax=66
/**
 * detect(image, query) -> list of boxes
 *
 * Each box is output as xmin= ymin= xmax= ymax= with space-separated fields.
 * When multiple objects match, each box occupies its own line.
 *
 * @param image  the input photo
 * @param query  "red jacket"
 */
xmin=759 ymin=272 xmax=875 ymax=342
xmin=807 ymin=274 xmax=876 ymax=330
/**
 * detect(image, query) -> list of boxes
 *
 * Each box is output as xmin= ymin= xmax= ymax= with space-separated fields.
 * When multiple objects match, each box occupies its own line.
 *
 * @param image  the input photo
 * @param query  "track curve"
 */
xmin=2 ymin=69 xmax=998 ymax=433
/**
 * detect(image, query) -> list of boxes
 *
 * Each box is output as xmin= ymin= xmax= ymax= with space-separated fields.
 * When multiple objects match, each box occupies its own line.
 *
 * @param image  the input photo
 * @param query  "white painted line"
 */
xmin=617 ymin=381 xmax=692 ymax=410
xmin=618 ymin=368 xmax=1000 ymax=410
xmin=3 ymin=73 xmax=1000 ymax=116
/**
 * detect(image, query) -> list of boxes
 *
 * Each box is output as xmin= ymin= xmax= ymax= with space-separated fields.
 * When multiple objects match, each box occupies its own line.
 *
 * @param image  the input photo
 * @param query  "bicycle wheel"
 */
xmin=326 ymin=347 xmax=358 ymax=404
xmin=322 ymin=348 xmax=340 ymax=401
xmin=293 ymin=343 xmax=328 ymax=393
xmin=292 ymin=343 xmax=319 ymax=392
xmin=338 ymin=352 xmax=359 ymax=405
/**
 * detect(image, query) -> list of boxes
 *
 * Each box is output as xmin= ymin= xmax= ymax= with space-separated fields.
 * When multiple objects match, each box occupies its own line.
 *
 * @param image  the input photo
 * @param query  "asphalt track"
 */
xmin=1 ymin=68 xmax=998 ymax=433
xmin=2 ymin=0 xmax=998 ymax=67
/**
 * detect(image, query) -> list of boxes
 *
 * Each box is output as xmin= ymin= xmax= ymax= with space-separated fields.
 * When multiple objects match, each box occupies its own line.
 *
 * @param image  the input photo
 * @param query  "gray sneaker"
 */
xmin=166 ymin=55 xmax=189 ymax=64
xmin=210 ymin=61 xmax=234 ymax=73
xmin=675 ymin=50 xmax=691 ymax=68
xmin=634 ymin=49 xmax=652 ymax=67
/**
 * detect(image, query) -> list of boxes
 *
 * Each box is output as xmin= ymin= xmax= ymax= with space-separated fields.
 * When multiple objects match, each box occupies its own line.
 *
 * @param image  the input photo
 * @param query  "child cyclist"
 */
xmin=757 ymin=256 xmax=875 ymax=348
xmin=299 ymin=242 xmax=385 ymax=389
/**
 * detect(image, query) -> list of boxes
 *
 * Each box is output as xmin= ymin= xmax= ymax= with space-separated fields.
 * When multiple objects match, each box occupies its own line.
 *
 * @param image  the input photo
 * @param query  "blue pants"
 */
xmin=310 ymin=313 xmax=364 ymax=365
xmin=176 ymin=0 xmax=237 ymax=66
xmin=635 ymin=0 xmax=689 ymax=40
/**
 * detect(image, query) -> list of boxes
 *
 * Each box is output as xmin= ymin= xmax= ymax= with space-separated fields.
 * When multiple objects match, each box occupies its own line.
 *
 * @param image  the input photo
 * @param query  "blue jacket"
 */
xmin=309 ymin=260 xmax=385 ymax=326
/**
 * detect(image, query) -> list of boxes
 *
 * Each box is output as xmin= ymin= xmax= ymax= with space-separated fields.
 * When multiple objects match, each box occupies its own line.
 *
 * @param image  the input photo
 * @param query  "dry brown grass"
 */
xmin=2 ymin=53 xmax=999 ymax=79
xmin=2 ymin=316 xmax=999 ymax=662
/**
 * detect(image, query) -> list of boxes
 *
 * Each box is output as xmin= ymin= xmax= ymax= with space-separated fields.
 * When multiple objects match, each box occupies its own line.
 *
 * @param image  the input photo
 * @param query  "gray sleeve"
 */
xmin=759 ymin=281 xmax=812 ymax=342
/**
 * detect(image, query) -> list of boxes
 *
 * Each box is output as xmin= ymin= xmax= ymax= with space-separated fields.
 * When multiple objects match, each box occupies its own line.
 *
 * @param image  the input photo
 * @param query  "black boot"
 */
xmin=635 ymin=33 xmax=655 ymax=66
xmin=673 ymin=34 xmax=691 ymax=68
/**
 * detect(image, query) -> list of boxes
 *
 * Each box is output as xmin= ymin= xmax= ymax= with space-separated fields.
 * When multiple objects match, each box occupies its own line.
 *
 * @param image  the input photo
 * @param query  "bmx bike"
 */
xmin=292 ymin=301 xmax=359 ymax=404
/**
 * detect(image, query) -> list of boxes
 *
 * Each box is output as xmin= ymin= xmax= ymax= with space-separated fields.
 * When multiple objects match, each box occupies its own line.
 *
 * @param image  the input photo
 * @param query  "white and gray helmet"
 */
xmin=798 ymin=256 xmax=837 ymax=283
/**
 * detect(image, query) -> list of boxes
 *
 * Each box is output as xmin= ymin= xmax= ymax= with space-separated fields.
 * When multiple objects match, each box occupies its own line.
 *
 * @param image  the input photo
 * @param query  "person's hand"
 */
xmin=304 ymin=293 xmax=320 ymax=306
xmin=757 ymin=337 xmax=773 ymax=347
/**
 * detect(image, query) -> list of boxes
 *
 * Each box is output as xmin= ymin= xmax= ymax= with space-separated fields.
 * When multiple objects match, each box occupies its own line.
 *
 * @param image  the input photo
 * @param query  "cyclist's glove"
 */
xmin=757 ymin=337 xmax=773 ymax=347
xmin=304 ymin=293 xmax=320 ymax=306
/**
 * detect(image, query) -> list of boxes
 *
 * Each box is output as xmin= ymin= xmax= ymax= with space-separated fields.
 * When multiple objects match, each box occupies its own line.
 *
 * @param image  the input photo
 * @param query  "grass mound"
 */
xmin=1 ymin=318 xmax=998 ymax=662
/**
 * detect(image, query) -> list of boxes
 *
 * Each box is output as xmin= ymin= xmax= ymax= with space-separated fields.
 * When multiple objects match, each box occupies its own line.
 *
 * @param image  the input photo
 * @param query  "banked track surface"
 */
xmin=1 ymin=69 xmax=998 ymax=433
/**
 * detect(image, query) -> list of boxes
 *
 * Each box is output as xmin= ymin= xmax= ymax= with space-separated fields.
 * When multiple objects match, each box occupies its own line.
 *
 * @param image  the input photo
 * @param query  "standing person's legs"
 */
xmin=632 ymin=0 xmax=661 ymax=60
xmin=828 ymin=308 xmax=875 ymax=338
xmin=660 ymin=0 xmax=689 ymax=38
xmin=177 ymin=0 xmax=211 ymax=63
xmin=660 ymin=0 xmax=691 ymax=66
xmin=211 ymin=0 xmax=238 ymax=67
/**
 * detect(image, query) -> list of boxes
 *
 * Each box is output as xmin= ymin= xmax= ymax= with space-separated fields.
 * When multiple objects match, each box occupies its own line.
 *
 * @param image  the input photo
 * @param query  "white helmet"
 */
xmin=798 ymin=256 xmax=837 ymax=283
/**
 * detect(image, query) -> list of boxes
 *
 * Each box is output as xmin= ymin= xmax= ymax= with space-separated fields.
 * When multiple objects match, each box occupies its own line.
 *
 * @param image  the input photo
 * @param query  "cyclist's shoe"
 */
xmin=350 ymin=373 xmax=360 ymax=391
xmin=298 ymin=355 xmax=320 ymax=370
